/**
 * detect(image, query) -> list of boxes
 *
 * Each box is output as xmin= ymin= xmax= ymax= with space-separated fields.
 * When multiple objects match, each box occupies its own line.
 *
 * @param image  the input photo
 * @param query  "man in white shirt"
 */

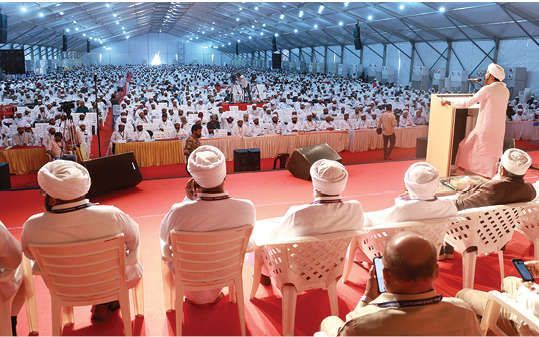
xmin=21 ymin=160 xmax=142 ymax=321
xmin=11 ymin=123 xmax=34 ymax=146
xmin=0 ymin=221 xmax=25 ymax=336
xmin=160 ymin=146 xmax=255 ymax=304
xmin=251 ymin=117 xmax=265 ymax=136
xmin=336 ymin=113 xmax=356 ymax=130
xmin=232 ymin=119 xmax=251 ymax=137
xmin=413 ymin=109 xmax=428 ymax=125
xmin=286 ymin=115 xmax=302 ymax=133
xmin=265 ymin=114 xmax=283 ymax=135
xmin=301 ymin=114 xmax=318 ymax=132
xmin=254 ymin=159 xmax=364 ymax=244
xmin=77 ymin=123 xmax=93 ymax=159
xmin=111 ymin=123 xmax=129 ymax=144
xmin=167 ymin=121 xmax=189 ymax=140
xmin=367 ymin=162 xmax=457 ymax=226
xmin=319 ymin=115 xmax=336 ymax=131
xmin=129 ymin=123 xmax=152 ymax=142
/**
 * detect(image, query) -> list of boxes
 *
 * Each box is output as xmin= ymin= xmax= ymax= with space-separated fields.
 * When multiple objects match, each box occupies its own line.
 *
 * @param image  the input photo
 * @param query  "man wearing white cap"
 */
xmin=21 ymin=160 xmax=142 ymax=321
xmin=11 ymin=122 xmax=33 ymax=147
xmin=0 ymin=220 xmax=25 ymax=336
xmin=442 ymin=63 xmax=510 ymax=177
xmin=456 ymin=148 xmax=536 ymax=210
xmin=160 ymin=145 xmax=255 ymax=304
xmin=255 ymin=159 xmax=364 ymax=243
xmin=368 ymin=162 xmax=457 ymax=225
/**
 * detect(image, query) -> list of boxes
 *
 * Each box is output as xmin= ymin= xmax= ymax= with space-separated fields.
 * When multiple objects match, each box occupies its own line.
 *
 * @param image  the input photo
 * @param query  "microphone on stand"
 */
xmin=467 ymin=77 xmax=483 ymax=83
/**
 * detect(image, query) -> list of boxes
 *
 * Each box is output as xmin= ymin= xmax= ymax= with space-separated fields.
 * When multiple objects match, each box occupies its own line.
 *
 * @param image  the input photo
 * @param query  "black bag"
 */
xmin=376 ymin=127 xmax=383 ymax=135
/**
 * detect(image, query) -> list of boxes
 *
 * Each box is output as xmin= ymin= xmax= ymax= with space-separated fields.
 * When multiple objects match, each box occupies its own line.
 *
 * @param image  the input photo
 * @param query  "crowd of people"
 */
xmin=1 ymin=144 xmax=538 ymax=335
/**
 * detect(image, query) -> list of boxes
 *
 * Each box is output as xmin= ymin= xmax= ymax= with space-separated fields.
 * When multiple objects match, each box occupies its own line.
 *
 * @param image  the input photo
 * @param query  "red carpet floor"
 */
xmin=0 ymin=159 xmax=537 ymax=336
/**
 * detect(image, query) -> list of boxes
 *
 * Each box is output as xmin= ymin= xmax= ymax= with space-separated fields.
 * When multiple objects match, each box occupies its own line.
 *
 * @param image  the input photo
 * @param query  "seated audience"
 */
xmin=0 ymin=220 xmax=25 ymax=336
xmin=368 ymin=162 xmax=457 ymax=225
xmin=21 ymin=160 xmax=142 ymax=321
xmin=456 ymin=148 xmax=536 ymax=210
xmin=320 ymin=232 xmax=481 ymax=336
xmin=160 ymin=145 xmax=255 ymax=304
xmin=457 ymin=261 xmax=539 ymax=335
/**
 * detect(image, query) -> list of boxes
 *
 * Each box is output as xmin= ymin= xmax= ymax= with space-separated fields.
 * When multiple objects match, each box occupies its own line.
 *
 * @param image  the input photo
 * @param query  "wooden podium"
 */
xmin=426 ymin=94 xmax=479 ymax=177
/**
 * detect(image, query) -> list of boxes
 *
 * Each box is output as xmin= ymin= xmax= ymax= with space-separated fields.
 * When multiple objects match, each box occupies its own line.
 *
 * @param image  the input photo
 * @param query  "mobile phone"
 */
xmin=512 ymin=259 xmax=535 ymax=282
xmin=373 ymin=256 xmax=386 ymax=293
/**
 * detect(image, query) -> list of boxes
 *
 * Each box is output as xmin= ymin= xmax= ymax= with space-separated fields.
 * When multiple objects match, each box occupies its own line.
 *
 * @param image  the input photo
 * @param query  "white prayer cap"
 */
xmin=310 ymin=159 xmax=348 ymax=196
xmin=487 ymin=63 xmax=505 ymax=81
xmin=187 ymin=145 xmax=226 ymax=188
xmin=404 ymin=162 xmax=439 ymax=200
xmin=17 ymin=122 xmax=25 ymax=128
xmin=24 ymin=123 xmax=31 ymax=128
xmin=500 ymin=148 xmax=531 ymax=176
xmin=38 ymin=160 xmax=91 ymax=200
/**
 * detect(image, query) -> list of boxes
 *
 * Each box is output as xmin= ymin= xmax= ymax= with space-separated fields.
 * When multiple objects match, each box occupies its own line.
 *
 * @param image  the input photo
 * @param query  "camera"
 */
xmin=60 ymin=101 xmax=75 ymax=118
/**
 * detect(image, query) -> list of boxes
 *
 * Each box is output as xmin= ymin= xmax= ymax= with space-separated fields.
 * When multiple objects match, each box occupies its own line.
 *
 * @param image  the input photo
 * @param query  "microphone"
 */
xmin=467 ymin=77 xmax=482 ymax=83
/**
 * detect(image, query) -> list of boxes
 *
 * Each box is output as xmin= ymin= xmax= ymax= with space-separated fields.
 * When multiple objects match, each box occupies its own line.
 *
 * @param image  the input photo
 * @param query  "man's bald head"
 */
xmin=383 ymin=232 xmax=437 ymax=282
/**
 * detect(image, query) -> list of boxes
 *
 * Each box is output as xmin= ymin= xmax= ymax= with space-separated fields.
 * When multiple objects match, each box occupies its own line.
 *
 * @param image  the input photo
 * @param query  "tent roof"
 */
xmin=3 ymin=2 xmax=539 ymax=52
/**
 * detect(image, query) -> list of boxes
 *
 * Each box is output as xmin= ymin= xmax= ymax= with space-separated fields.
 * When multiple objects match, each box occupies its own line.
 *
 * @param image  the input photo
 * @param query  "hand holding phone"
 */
xmin=512 ymin=258 xmax=535 ymax=282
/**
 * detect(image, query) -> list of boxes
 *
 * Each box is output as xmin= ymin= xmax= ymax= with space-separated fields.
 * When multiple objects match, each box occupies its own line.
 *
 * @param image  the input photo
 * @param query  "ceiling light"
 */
xmin=298 ymin=10 xmax=304 ymax=18
xmin=72 ymin=20 xmax=77 ymax=24
xmin=126 ymin=35 xmax=130 ymax=39
xmin=251 ymin=25 xmax=255 ymax=29
xmin=274 ymin=33 xmax=279 ymax=37
xmin=65 ymin=28 xmax=70 ymax=33
xmin=262 ymin=23 xmax=266 ymax=27
xmin=344 ymin=2 xmax=350 ymax=7
xmin=195 ymin=36 xmax=198 ymax=39
xmin=318 ymin=5 xmax=324 ymax=14
xmin=294 ymin=28 xmax=298 ymax=33
xmin=439 ymin=6 xmax=446 ymax=13
xmin=59 ymin=11 xmax=64 ymax=15
xmin=231 ymin=32 xmax=234 ymax=35
xmin=399 ymin=4 xmax=405 ymax=10
xmin=113 ymin=13 xmax=118 ymax=18
xmin=212 ymin=21 xmax=215 ymax=24
xmin=221 ymin=44 xmax=224 ymax=47
xmin=20 ymin=6 xmax=27 ymax=13
xmin=189 ymin=37 xmax=193 ymax=41
xmin=237 ymin=39 xmax=240 ymax=43
xmin=248 ymin=36 xmax=252 ymax=39
xmin=75 ymin=27 xmax=79 ymax=31
xmin=367 ymin=15 xmax=373 ymax=21
xmin=260 ymin=32 xmax=264 ymax=36
xmin=116 ymin=21 xmax=119 ymax=25
xmin=313 ymin=24 xmax=318 ymax=29
xmin=338 ymin=21 xmax=344 ymax=26
xmin=202 ymin=31 xmax=205 ymax=34
xmin=211 ymin=27 xmax=215 ymax=31
xmin=83 ymin=33 xmax=86 ymax=37
xmin=105 ymin=3 xmax=110 ymax=8
xmin=89 ymin=37 xmax=93 ymax=40
xmin=236 ymin=17 xmax=240 ymax=22
xmin=279 ymin=14 xmax=284 ymax=20
xmin=228 ymin=42 xmax=231 ymax=45
xmin=55 ymin=3 xmax=61 ymax=6
xmin=38 ymin=12 xmax=44 ymax=18
xmin=239 ymin=7 xmax=242 ymax=11
xmin=122 ymin=26 xmax=125 ymax=30
xmin=254 ymin=6 xmax=259 ymax=11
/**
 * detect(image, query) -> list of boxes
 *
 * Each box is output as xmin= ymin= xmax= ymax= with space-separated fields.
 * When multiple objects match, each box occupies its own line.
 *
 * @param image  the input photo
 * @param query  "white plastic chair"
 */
xmin=27 ymin=235 xmax=144 ymax=336
xmin=342 ymin=219 xmax=449 ymax=283
xmin=161 ymin=225 xmax=253 ymax=336
xmin=0 ymin=256 xmax=39 ymax=336
xmin=516 ymin=201 xmax=539 ymax=259
xmin=250 ymin=231 xmax=358 ymax=336
xmin=480 ymin=290 xmax=539 ymax=336
xmin=445 ymin=203 xmax=523 ymax=289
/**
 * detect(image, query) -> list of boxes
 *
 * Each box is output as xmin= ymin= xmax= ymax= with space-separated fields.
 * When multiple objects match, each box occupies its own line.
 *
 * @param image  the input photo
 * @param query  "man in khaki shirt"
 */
xmin=377 ymin=104 xmax=397 ymax=160
xmin=320 ymin=232 xmax=480 ymax=336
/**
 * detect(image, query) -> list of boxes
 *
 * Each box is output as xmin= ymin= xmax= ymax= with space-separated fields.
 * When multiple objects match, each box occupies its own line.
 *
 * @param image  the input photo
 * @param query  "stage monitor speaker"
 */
xmin=0 ymin=50 xmax=25 ymax=74
xmin=287 ymin=143 xmax=342 ymax=180
xmin=82 ymin=152 xmax=142 ymax=197
xmin=62 ymin=34 xmax=67 ymax=52
xmin=0 ymin=14 xmax=7 ymax=44
xmin=0 ymin=162 xmax=10 ymax=190
xmin=272 ymin=52 xmax=282 ymax=70
xmin=234 ymin=148 xmax=260 ymax=172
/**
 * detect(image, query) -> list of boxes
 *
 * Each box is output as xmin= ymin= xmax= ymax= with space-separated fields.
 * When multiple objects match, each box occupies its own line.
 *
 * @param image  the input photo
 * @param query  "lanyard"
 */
xmin=48 ymin=202 xmax=95 ymax=214
xmin=375 ymin=295 xmax=443 ymax=308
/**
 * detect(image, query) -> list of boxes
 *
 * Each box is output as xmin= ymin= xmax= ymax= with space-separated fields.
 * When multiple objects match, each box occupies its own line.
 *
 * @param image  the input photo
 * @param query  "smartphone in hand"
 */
xmin=512 ymin=258 xmax=535 ymax=282
xmin=373 ymin=256 xmax=387 ymax=293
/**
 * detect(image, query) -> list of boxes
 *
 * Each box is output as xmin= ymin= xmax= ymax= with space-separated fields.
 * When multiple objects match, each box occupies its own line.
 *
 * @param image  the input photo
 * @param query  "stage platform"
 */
xmin=1 ymin=159 xmax=538 ymax=335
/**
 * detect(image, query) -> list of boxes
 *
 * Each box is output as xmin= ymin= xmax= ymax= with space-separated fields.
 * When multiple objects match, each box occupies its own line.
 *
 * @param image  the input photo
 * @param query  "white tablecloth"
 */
xmin=348 ymin=126 xmax=428 ymax=152
xmin=505 ymin=121 xmax=539 ymax=141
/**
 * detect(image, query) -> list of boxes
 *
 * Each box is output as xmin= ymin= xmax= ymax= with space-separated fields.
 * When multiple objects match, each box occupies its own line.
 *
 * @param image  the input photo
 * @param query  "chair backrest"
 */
xmin=516 ymin=202 xmax=539 ymax=241
xmin=445 ymin=204 xmax=522 ymax=256
xmin=481 ymin=290 xmax=539 ymax=335
xmin=259 ymin=231 xmax=358 ymax=292
xmin=27 ymin=235 xmax=126 ymax=305
xmin=360 ymin=219 xmax=449 ymax=261
xmin=169 ymin=225 xmax=252 ymax=290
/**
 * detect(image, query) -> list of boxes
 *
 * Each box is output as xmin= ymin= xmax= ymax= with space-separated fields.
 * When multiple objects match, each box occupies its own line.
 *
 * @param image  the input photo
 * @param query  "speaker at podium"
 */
xmin=426 ymin=94 xmax=479 ymax=177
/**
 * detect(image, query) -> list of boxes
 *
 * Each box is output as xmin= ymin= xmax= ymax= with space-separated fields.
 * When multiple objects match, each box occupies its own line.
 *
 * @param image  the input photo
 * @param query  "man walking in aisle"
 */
xmin=378 ymin=104 xmax=397 ymax=160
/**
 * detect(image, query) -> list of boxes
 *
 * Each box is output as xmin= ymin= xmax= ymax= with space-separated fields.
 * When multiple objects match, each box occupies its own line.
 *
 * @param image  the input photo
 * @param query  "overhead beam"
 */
xmin=498 ymin=4 xmax=539 ymax=48
xmin=368 ymin=25 xmax=412 ymax=59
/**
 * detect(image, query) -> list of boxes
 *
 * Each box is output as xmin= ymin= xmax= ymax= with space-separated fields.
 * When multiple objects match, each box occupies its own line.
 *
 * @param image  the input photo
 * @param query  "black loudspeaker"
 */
xmin=0 ymin=14 xmax=7 ymax=44
xmin=416 ymin=137 xmax=428 ymax=159
xmin=82 ymin=152 xmax=142 ymax=197
xmin=287 ymin=143 xmax=342 ymax=180
xmin=0 ymin=162 xmax=10 ymax=190
xmin=353 ymin=23 xmax=362 ymax=50
xmin=272 ymin=35 xmax=277 ymax=52
xmin=234 ymin=148 xmax=260 ymax=172
xmin=62 ymin=34 xmax=67 ymax=52
xmin=86 ymin=39 xmax=90 ymax=53
xmin=272 ymin=52 xmax=282 ymax=70
xmin=235 ymin=42 xmax=239 ymax=56
xmin=0 ymin=50 xmax=25 ymax=74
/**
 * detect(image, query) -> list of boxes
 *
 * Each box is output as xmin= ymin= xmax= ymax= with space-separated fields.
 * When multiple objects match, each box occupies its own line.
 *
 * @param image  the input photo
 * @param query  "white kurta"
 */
xmin=366 ymin=197 xmax=457 ymax=226
xmin=455 ymin=82 xmax=510 ymax=177
xmin=160 ymin=193 xmax=255 ymax=304
xmin=0 ymin=221 xmax=23 ymax=300
xmin=21 ymin=200 xmax=142 ymax=286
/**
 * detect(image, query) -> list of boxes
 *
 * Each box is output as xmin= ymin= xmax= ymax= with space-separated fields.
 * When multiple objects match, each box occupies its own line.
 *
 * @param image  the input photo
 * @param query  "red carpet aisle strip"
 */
xmin=0 ymin=160 xmax=536 ymax=335
xmin=91 ymin=108 xmax=114 ymax=159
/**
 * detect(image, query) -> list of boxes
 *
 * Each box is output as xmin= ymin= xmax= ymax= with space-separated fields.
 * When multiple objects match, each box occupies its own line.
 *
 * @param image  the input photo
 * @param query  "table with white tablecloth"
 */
xmin=505 ymin=121 xmax=539 ymax=141
xmin=115 ymin=128 xmax=428 ymax=168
